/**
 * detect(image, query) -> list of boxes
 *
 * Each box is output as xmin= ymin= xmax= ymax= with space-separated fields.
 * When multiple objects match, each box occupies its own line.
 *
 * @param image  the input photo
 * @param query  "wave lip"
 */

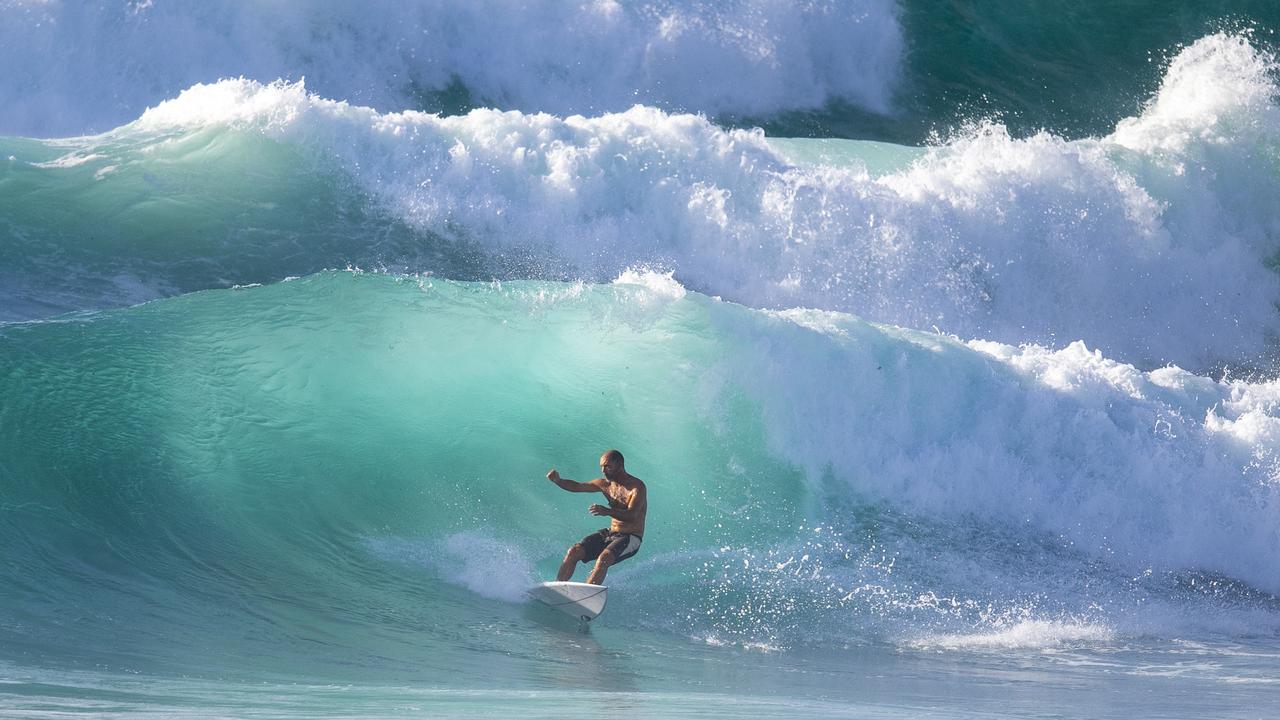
xmin=1112 ymin=32 xmax=1278 ymax=155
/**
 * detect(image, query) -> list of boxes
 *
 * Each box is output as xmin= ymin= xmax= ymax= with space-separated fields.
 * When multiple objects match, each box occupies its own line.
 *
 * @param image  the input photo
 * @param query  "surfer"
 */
xmin=546 ymin=449 xmax=648 ymax=585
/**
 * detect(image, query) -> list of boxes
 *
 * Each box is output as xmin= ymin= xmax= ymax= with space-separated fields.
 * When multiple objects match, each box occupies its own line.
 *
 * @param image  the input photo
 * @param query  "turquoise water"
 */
xmin=5 ymin=273 xmax=1280 ymax=716
xmin=4 ymin=2 xmax=1280 ymax=718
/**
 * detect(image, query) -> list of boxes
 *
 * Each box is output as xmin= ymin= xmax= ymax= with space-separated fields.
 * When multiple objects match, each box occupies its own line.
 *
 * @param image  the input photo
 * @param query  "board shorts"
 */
xmin=578 ymin=528 xmax=642 ymax=565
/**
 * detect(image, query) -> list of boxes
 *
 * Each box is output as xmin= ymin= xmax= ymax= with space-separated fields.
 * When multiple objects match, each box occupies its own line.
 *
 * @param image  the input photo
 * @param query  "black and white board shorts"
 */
xmin=578 ymin=528 xmax=642 ymax=564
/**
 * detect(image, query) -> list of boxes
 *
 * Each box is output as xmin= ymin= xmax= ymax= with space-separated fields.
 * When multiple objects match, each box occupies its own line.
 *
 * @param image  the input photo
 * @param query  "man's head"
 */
xmin=600 ymin=449 xmax=625 ymax=480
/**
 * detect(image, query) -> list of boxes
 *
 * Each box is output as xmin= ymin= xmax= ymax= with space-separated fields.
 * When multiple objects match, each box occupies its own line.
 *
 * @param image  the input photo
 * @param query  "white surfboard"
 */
xmin=529 ymin=581 xmax=608 ymax=621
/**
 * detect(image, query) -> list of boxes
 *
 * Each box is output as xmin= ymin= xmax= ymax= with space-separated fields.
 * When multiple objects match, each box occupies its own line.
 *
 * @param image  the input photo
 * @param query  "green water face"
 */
xmin=8 ymin=272 xmax=1276 ymax=682
xmin=0 ymin=272 xmax=814 ymax=673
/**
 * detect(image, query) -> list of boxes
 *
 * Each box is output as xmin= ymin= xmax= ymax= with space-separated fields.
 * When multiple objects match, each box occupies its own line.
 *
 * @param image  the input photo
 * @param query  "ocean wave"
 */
xmin=6 ymin=33 xmax=1278 ymax=372
xmin=0 ymin=0 xmax=901 ymax=138
xmin=3 ymin=273 xmax=1280 ymax=653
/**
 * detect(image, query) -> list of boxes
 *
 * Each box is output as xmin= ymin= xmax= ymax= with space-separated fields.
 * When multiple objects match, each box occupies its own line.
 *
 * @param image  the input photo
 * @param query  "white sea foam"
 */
xmin=1112 ymin=32 xmax=1278 ymax=155
xmin=31 ymin=152 xmax=104 ymax=169
xmin=713 ymin=294 xmax=1280 ymax=594
xmin=124 ymin=32 xmax=1278 ymax=370
xmin=11 ymin=33 xmax=1278 ymax=372
xmin=910 ymin=620 xmax=1115 ymax=651
xmin=0 ymin=0 xmax=901 ymax=137
xmin=367 ymin=532 xmax=536 ymax=603
xmin=612 ymin=268 xmax=688 ymax=299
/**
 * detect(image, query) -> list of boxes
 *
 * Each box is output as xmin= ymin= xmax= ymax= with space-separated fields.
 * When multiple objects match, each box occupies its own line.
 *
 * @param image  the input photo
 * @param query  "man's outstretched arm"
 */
xmin=547 ymin=469 xmax=604 ymax=493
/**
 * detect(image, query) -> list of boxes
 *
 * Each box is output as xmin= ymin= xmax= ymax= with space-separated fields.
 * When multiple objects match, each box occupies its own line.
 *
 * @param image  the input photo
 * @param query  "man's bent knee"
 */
xmin=565 ymin=544 xmax=586 ymax=561
xmin=596 ymin=549 xmax=616 ymax=566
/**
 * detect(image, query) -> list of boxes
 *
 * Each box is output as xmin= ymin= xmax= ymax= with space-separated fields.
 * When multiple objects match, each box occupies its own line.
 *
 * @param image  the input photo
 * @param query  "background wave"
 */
xmin=5 ymin=33 xmax=1279 ymax=372
xmin=0 ymin=0 xmax=902 ymax=138
xmin=3 ymin=1 xmax=1277 ymax=142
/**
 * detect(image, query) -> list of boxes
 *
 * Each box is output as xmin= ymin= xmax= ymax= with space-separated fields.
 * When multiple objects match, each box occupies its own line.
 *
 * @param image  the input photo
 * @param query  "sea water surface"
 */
xmin=3 ymin=2 xmax=1280 ymax=718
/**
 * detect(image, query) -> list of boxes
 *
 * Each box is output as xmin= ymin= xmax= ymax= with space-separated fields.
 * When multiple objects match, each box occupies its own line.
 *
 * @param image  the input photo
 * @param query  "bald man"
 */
xmin=546 ymin=449 xmax=648 ymax=585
